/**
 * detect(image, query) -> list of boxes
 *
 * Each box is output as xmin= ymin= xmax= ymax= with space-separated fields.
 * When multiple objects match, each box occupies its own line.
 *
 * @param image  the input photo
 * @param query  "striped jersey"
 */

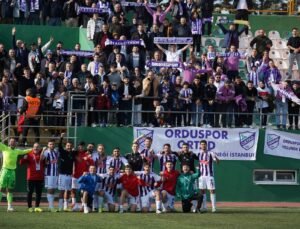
xmin=92 ymin=153 xmax=109 ymax=174
xmin=99 ymin=173 xmax=119 ymax=195
xmin=106 ymin=156 xmax=128 ymax=173
xmin=44 ymin=149 xmax=59 ymax=176
xmin=196 ymin=150 xmax=217 ymax=177
xmin=140 ymin=148 xmax=156 ymax=171
xmin=156 ymin=152 xmax=178 ymax=172
xmin=136 ymin=171 xmax=161 ymax=197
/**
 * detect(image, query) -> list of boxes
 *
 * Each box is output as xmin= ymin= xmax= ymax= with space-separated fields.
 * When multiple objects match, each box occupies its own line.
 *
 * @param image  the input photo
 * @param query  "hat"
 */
xmin=46 ymin=49 xmax=52 ymax=55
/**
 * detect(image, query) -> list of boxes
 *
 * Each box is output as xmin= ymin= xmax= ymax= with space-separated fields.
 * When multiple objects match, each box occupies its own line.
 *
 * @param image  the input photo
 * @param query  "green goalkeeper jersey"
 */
xmin=0 ymin=143 xmax=31 ymax=170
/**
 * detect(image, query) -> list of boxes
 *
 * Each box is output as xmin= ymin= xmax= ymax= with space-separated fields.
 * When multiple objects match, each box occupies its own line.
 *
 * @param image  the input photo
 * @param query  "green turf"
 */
xmin=1 ymin=207 xmax=300 ymax=229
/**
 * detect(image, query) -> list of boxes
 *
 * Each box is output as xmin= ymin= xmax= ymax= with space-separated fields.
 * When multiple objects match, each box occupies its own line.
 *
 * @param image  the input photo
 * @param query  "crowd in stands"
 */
xmin=0 ymin=0 xmax=300 ymax=131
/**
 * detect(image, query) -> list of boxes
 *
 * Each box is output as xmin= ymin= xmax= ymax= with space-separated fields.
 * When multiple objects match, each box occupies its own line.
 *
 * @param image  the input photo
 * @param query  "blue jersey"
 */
xmin=78 ymin=173 xmax=102 ymax=195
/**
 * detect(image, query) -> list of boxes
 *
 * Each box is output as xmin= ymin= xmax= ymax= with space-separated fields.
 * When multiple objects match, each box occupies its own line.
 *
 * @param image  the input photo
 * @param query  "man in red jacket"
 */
xmin=20 ymin=143 xmax=45 ymax=213
xmin=118 ymin=165 xmax=147 ymax=213
xmin=161 ymin=161 xmax=180 ymax=212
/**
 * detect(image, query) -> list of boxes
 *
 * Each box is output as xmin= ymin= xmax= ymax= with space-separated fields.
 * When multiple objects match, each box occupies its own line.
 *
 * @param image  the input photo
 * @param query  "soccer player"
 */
xmin=161 ymin=161 xmax=180 ymax=212
xmin=71 ymin=143 xmax=94 ymax=211
xmin=196 ymin=140 xmax=219 ymax=213
xmin=177 ymin=143 xmax=198 ymax=172
xmin=42 ymin=139 xmax=59 ymax=212
xmin=106 ymin=147 xmax=128 ymax=173
xmin=136 ymin=163 xmax=162 ymax=214
xmin=0 ymin=138 xmax=31 ymax=211
xmin=98 ymin=166 xmax=119 ymax=212
xmin=93 ymin=144 xmax=109 ymax=174
xmin=135 ymin=136 xmax=156 ymax=172
xmin=118 ymin=165 xmax=147 ymax=213
xmin=125 ymin=143 xmax=143 ymax=171
xmin=78 ymin=165 xmax=102 ymax=214
xmin=19 ymin=143 xmax=45 ymax=212
xmin=58 ymin=133 xmax=76 ymax=211
xmin=157 ymin=144 xmax=178 ymax=171
xmin=176 ymin=163 xmax=202 ymax=213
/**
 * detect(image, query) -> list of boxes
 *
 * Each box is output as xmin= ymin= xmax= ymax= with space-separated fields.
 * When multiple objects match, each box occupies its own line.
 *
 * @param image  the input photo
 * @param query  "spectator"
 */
xmin=174 ymin=16 xmax=192 ymax=61
xmin=46 ymin=0 xmax=63 ymax=26
xmin=93 ymin=24 xmax=113 ymax=56
xmin=118 ymin=76 xmax=134 ymax=126
xmin=159 ymin=76 xmax=175 ymax=127
xmin=217 ymin=80 xmax=235 ymax=128
xmin=246 ymin=49 xmax=261 ymax=74
xmin=127 ymin=46 xmax=146 ymax=73
xmin=263 ymin=60 xmax=282 ymax=87
xmin=256 ymin=81 xmax=271 ymax=128
xmin=250 ymin=29 xmax=273 ymax=58
xmin=87 ymin=14 xmax=104 ymax=41
xmin=200 ymin=0 xmax=214 ymax=36
xmin=233 ymin=76 xmax=247 ymax=127
xmin=190 ymin=76 xmax=204 ymax=127
xmin=288 ymin=82 xmax=300 ymax=130
xmin=179 ymin=81 xmax=193 ymax=126
xmin=245 ymin=80 xmax=257 ymax=127
xmin=156 ymin=43 xmax=190 ymax=62
xmin=19 ymin=88 xmax=42 ymax=145
xmin=217 ymin=22 xmax=245 ymax=51
xmin=190 ymin=9 xmax=203 ymax=55
xmin=107 ymin=62 xmax=122 ymax=88
xmin=233 ymin=0 xmax=253 ymax=35
xmin=203 ymin=76 xmax=217 ymax=128
xmin=224 ymin=45 xmax=242 ymax=82
xmin=287 ymin=28 xmax=300 ymax=79
xmin=144 ymin=0 xmax=174 ymax=27
xmin=63 ymin=0 xmax=79 ymax=27
xmin=275 ymin=81 xmax=290 ymax=129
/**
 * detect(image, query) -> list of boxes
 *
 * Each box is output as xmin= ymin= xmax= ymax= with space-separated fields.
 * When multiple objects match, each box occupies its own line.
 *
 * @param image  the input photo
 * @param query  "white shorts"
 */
xmin=162 ymin=190 xmax=175 ymax=209
xmin=199 ymin=176 xmax=215 ymax=190
xmin=71 ymin=177 xmax=79 ymax=189
xmin=127 ymin=194 xmax=139 ymax=206
xmin=141 ymin=191 xmax=156 ymax=208
xmin=58 ymin=174 xmax=72 ymax=191
xmin=45 ymin=176 xmax=58 ymax=189
xmin=103 ymin=191 xmax=114 ymax=205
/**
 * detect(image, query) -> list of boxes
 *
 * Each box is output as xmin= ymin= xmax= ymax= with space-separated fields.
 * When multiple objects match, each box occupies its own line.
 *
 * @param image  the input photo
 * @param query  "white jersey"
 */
xmin=140 ymin=148 xmax=156 ymax=171
xmin=106 ymin=156 xmax=128 ymax=173
xmin=98 ymin=173 xmax=120 ymax=196
xmin=156 ymin=152 xmax=178 ymax=172
xmin=92 ymin=153 xmax=110 ymax=174
xmin=196 ymin=150 xmax=217 ymax=177
xmin=136 ymin=171 xmax=161 ymax=197
xmin=44 ymin=149 xmax=59 ymax=176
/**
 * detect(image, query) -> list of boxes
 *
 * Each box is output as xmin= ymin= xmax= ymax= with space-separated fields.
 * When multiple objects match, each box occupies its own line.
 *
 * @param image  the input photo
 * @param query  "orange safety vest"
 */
xmin=25 ymin=96 xmax=41 ymax=118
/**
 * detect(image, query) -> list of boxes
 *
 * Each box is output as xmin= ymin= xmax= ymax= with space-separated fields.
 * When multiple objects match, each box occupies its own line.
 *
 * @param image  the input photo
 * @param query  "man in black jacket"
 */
xmin=125 ymin=143 xmax=143 ymax=171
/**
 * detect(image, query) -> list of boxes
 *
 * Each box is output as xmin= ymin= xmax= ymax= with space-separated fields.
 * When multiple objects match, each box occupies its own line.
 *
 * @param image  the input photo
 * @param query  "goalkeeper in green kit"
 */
xmin=0 ymin=138 xmax=31 ymax=211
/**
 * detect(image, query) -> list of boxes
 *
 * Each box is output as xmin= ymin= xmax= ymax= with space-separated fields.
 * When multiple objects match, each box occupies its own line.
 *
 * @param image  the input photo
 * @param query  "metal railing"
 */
xmin=67 ymin=93 xmax=300 ymax=129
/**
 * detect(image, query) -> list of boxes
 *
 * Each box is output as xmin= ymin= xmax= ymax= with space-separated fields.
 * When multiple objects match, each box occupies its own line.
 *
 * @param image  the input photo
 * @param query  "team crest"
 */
xmin=239 ymin=131 xmax=256 ymax=150
xmin=266 ymin=134 xmax=280 ymax=150
xmin=136 ymin=128 xmax=154 ymax=148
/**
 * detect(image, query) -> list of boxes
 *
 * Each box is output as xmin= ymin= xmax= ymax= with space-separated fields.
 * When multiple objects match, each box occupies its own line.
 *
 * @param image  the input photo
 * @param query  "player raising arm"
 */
xmin=0 ymin=138 xmax=32 ymax=211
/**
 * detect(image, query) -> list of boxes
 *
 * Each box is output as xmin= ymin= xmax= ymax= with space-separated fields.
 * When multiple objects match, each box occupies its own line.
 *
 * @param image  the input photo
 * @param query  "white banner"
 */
xmin=133 ymin=127 xmax=259 ymax=161
xmin=264 ymin=129 xmax=300 ymax=159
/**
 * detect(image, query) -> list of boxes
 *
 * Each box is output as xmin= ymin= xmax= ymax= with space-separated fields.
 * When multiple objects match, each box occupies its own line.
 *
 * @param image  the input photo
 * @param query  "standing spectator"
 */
xmin=179 ymin=81 xmax=193 ymax=126
xmin=107 ymin=62 xmax=122 ymax=88
xmin=63 ymin=0 xmax=79 ymax=27
xmin=93 ymin=24 xmax=113 ymax=57
xmin=233 ymin=76 xmax=247 ymax=127
xmin=19 ymin=88 xmax=42 ymax=145
xmin=224 ymin=45 xmax=242 ymax=82
xmin=12 ymin=27 xmax=29 ymax=68
xmin=45 ymin=0 xmax=63 ymax=26
xmin=131 ymin=24 xmax=149 ymax=54
xmin=245 ymin=80 xmax=257 ymax=127
xmin=142 ymin=71 xmax=159 ymax=125
xmin=217 ymin=22 xmax=245 ymax=51
xmin=127 ymin=46 xmax=146 ymax=73
xmin=233 ymin=0 xmax=253 ymax=35
xmin=203 ymin=76 xmax=217 ymax=127
xmin=174 ymin=16 xmax=192 ymax=61
xmin=87 ymin=14 xmax=104 ymax=41
xmin=118 ymin=76 xmax=134 ymax=126
xmin=250 ymin=30 xmax=273 ymax=58
xmin=288 ymin=82 xmax=300 ymax=130
xmin=287 ymin=28 xmax=300 ymax=80
xmin=246 ymin=49 xmax=261 ymax=74
xmin=217 ymin=80 xmax=235 ymax=128
xmin=256 ymin=81 xmax=271 ymax=128
xmin=263 ymin=60 xmax=282 ymax=87
xmin=274 ymin=81 xmax=290 ymax=129
xmin=148 ymin=24 xmax=163 ymax=53
xmin=26 ymin=0 xmax=43 ymax=25
xmin=16 ymin=67 xmax=35 ymax=109
xmin=156 ymin=43 xmax=190 ymax=62
xmin=190 ymin=9 xmax=203 ymax=55
xmin=200 ymin=0 xmax=214 ymax=36
xmin=144 ymin=0 xmax=174 ymax=27
xmin=19 ymin=143 xmax=45 ymax=212
xmin=190 ymin=76 xmax=204 ymax=127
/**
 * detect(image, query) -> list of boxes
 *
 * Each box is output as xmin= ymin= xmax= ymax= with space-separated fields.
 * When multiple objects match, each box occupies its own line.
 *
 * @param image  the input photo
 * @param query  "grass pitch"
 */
xmin=1 ymin=207 xmax=300 ymax=229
